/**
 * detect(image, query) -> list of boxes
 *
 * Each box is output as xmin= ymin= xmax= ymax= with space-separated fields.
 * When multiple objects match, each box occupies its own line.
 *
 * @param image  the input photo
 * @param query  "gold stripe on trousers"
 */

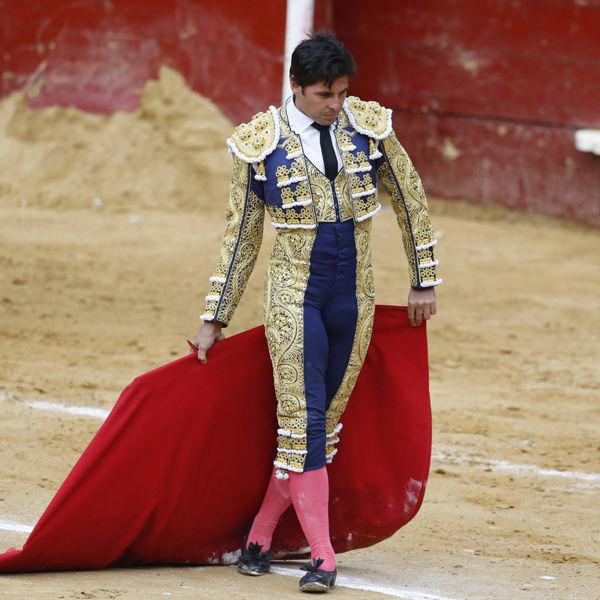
xmin=263 ymin=218 xmax=375 ymax=473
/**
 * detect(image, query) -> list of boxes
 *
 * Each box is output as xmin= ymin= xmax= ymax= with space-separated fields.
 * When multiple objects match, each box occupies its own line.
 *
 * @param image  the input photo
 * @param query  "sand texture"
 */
xmin=0 ymin=72 xmax=599 ymax=600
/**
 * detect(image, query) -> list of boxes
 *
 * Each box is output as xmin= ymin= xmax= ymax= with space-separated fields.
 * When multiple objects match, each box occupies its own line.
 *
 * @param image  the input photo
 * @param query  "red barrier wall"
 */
xmin=333 ymin=0 xmax=600 ymax=225
xmin=0 ymin=0 xmax=285 ymax=124
xmin=1 ymin=0 xmax=599 ymax=224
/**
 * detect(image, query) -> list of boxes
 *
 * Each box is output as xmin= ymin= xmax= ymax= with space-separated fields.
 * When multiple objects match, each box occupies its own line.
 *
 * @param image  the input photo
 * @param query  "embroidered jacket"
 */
xmin=201 ymin=96 xmax=441 ymax=326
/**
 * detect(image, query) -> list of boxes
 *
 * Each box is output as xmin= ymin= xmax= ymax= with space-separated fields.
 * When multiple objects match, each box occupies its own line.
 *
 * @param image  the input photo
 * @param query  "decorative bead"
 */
xmin=275 ymin=469 xmax=289 ymax=480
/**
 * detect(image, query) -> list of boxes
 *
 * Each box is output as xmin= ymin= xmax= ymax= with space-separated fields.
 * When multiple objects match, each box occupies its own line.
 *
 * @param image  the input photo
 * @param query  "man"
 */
xmin=190 ymin=33 xmax=441 ymax=593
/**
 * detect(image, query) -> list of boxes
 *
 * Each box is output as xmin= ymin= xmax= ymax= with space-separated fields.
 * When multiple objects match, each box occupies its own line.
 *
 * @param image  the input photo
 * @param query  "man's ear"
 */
xmin=290 ymin=76 xmax=301 ymax=95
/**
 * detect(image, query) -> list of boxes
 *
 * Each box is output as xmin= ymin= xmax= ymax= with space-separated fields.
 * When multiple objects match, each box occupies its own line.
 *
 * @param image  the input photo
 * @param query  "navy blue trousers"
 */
xmin=303 ymin=221 xmax=358 ymax=471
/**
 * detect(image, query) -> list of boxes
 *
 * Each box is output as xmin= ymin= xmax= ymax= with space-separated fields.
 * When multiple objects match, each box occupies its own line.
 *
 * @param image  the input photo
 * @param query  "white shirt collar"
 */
xmin=285 ymin=95 xmax=337 ymax=135
xmin=285 ymin=95 xmax=313 ymax=135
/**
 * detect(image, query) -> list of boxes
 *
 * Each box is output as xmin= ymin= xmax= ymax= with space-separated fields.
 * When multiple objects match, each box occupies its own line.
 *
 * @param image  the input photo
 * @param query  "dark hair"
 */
xmin=290 ymin=32 xmax=356 ymax=88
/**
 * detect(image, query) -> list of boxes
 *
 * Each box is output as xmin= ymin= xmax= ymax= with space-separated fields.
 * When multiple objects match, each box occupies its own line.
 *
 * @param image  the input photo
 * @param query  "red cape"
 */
xmin=0 ymin=305 xmax=431 ymax=572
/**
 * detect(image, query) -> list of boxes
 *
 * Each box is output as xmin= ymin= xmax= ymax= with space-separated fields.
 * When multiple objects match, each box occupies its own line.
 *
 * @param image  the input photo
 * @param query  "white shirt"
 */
xmin=285 ymin=96 xmax=342 ymax=176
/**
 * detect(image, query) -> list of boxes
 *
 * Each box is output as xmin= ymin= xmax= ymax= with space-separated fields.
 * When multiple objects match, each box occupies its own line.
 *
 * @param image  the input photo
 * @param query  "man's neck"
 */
xmin=291 ymin=94 xmax=310 ymax=120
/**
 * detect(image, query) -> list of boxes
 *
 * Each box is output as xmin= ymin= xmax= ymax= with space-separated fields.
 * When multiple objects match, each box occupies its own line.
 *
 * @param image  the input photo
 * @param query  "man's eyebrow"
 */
xmin=318 ymin=87 xmax=348 ymax=95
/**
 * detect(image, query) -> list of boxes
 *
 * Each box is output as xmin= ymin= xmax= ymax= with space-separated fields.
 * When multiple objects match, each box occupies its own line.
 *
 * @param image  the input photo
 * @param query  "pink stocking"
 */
xmin=289 ymin=466 xmax=336 ymax=571
xmin=247 ymin=469 xmax=292 ymax=551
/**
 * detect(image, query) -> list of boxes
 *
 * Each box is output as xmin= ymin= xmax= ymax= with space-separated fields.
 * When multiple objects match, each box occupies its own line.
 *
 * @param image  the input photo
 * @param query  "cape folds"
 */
xmin=0 ymin=305 xmax=431 ymax=573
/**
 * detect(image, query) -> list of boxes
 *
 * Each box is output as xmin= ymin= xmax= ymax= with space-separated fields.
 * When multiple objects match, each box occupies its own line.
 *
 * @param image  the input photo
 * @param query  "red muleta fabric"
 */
xmin=0 ymin=305 xmax=431 ymax=572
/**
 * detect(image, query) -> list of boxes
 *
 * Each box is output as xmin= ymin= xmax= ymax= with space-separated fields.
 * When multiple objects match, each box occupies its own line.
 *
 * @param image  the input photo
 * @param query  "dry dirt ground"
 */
xmin=0 ymin=197 xmax=598 ymax=600
xmin=0 ymin=69 xmax=598 ymax=599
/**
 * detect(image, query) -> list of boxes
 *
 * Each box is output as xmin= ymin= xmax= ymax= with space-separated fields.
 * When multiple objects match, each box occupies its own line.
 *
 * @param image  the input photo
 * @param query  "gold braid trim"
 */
xmin=202 ymin=157 xmax=265 ymax=325
xmin=377 ymin=132 xmax=440 ymax=287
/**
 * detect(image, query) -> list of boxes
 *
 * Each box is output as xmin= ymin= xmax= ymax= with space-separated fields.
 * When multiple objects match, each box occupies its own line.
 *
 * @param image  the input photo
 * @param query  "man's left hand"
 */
xmin=407 ymin=287 xmax=437 ymax=327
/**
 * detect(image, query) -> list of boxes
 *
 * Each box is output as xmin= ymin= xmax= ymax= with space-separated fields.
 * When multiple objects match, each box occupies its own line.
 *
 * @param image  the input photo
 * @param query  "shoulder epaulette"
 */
xmin=343 ymin=96 xmax=393 ymax=140
xmin=226 ymin=106 xmax=280 ymax=163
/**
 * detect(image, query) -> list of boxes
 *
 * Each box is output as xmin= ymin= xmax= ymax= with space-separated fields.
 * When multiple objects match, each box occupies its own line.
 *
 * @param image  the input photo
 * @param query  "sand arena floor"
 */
xmin=0 ymin=72 xmax=599 ymax=599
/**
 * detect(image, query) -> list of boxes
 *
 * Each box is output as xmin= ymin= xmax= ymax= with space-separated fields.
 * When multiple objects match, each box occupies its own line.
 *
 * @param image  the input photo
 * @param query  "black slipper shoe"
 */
xmin=237 ymin=535 xmax=272 ymax=576
xmin=299 ymin=558 xmax=337 ymax=593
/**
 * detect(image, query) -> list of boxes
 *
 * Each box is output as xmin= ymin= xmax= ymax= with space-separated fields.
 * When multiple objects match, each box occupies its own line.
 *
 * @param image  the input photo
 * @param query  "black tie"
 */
xmin=311 ymin=122 xmax=338 ymax=181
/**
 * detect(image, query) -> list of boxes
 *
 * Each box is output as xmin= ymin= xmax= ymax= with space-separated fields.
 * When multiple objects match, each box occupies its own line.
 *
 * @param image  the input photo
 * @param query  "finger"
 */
xmin=197 ymin=348 xmax=207 ymax=364
xmin=413 ymin=309 xmax=423 ymax=327
xmin=423 ymin=306 xmax=431 ymax=321
xmin=408 ymin=304 xmax=417 ymax=326
xmin=430 ymin=301 xmax=437 ymax=316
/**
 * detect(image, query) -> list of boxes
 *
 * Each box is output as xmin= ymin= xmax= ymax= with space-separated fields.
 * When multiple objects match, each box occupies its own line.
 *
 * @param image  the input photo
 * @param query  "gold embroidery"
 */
xmin=342 ymin=152 xmax=357 ymax=172
xmin=203 ymin=158 xmax=265 ymax=324
xmin=334 ymin=169 xmax=354 ymax=222
xmin=228 ymin=108 xmax=279 ymax=163
xmin=418 ymin=265 xmax=437 ymax=284
xmin=336 ymin=109 xmax=351 ymax=131
xmin=343 ymin=96 xmax=392 ymax=139
xmin=277 ymin=435 xmax=306 ymax=453
xmin=336 ymin=128 xmax=356 ymax=150
xmin=349 ymin=172 xmax=376 ymax=197
xmin=305 ymin=160 xmax=336 ymax=222
xmin=347 ymin=168 xmax=380 ymax=220
xmin=342 ymin=150 xmax=371 ymax=173
xmin=357 ymin=151 xmax=370 ymax=169
xmin=205 ymin=297 xmax=218 ymax=315
xmin=266 ymin=221 xmax=376 ymax=471
xmin=207 ymin=98 xmax=439 ymax=474
xmin=281 ymin=180 xmax=312 ymax=208
xmin=264 ymin=229 xmax=316 ymax=472
xmin=284 ymin=135 xmax=302 ymax=158
xmin=268 ymin=205 xmax=316 ymax=227
xmin=352 ymin=194 xmax=381 ymax=221
xmin=369 ymin=138 xmax=382 ymax=159
xmin=377 ymin=131 xmax=439 ymax=287
xmin=275 ymin=164 xmax=288 ymax=184
xmin=254 ymin=161 xmax=266 ymax=180
xmin=276 ymin=157 xmax=307 ymax=187
xmin=302 ymin=158 xmax=354 ymax=223
xmin=209 ymin=280 xmax=222 ymax=295
xmin=269 ymin=102 xmax=378 ymax=230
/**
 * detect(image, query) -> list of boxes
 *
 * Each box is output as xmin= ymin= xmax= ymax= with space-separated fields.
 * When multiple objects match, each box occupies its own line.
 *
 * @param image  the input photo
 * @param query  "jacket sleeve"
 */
xmin=376 ymin=131 xmax=442 ymax=289
xmin=201 ymin=157 xmax=265 ymax=326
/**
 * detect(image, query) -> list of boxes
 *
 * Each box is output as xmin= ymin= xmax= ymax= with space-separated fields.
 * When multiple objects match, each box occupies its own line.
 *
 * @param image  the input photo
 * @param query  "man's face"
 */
xmin=291 ymin=76 xmax=349 ymax=126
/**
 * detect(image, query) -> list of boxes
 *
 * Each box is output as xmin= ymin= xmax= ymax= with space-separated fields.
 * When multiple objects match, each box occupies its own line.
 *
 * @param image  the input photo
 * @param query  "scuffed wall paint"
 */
xmin=1 ymin=0 xmax=599 ymax=224
xmin=335 ymin=0 xmax=600 ymax=225
xmin=0 ymin=0 xmax=286 ymax=123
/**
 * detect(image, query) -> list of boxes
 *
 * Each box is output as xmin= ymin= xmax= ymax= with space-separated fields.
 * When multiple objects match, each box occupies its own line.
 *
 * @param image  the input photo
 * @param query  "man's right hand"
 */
xmin=189 ymin=321 xmax=225 ymax=364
